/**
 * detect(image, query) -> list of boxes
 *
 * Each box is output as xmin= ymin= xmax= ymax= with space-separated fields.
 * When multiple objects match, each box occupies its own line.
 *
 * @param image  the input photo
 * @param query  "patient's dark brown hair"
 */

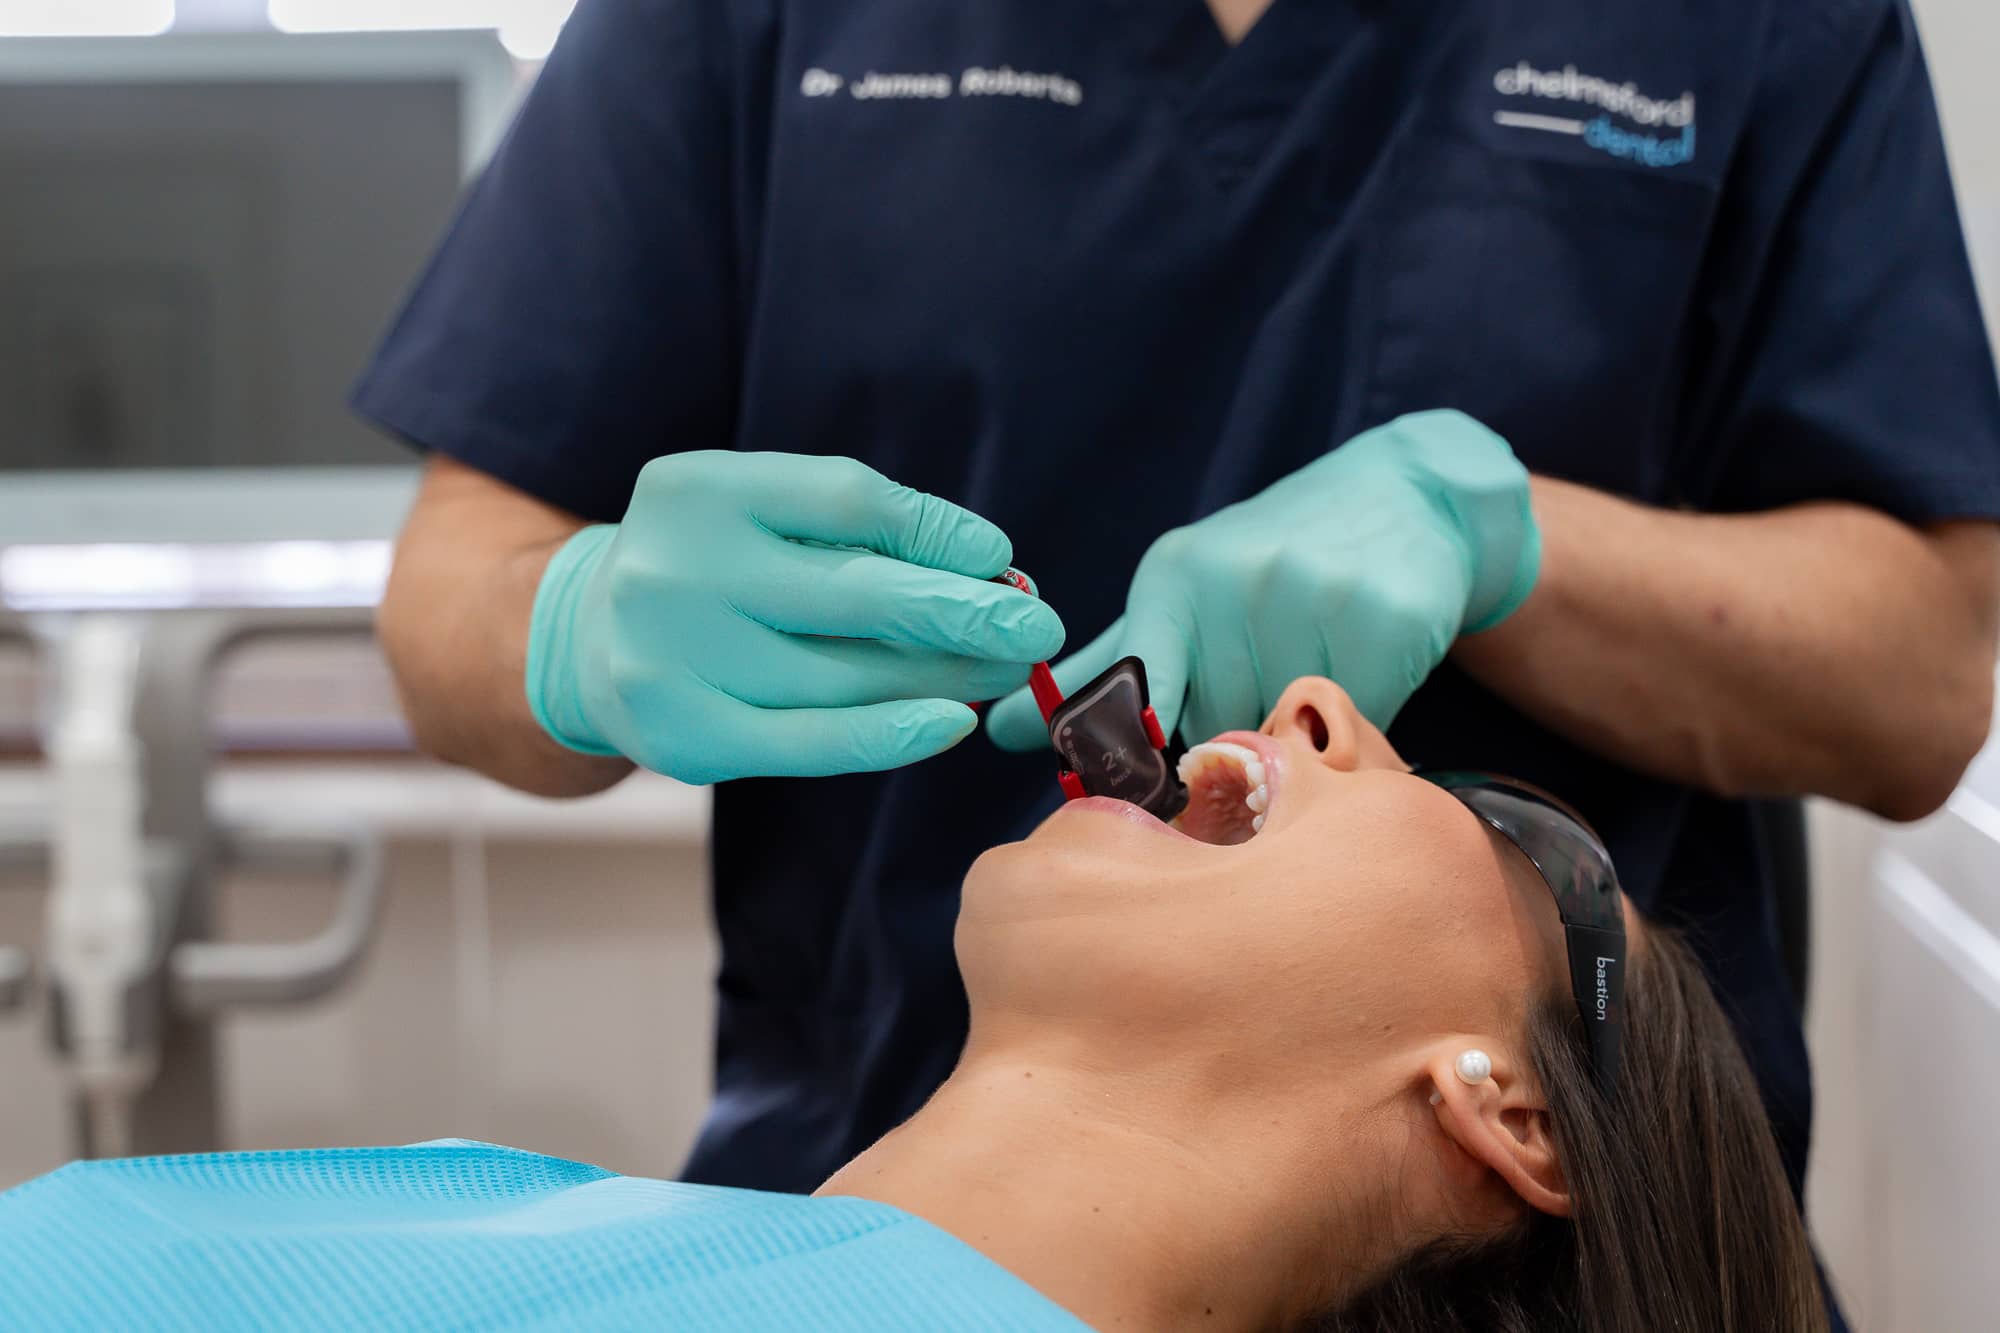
xmin=1314 ymin=927 xmax=1830 ymax=1333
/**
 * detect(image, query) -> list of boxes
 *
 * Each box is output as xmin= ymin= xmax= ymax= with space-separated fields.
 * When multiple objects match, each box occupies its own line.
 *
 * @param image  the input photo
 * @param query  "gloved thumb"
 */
xmin=984 ymin=619 xmax=1128 ymax=752
xmin=1117 ymin=604 xmax=1192 ymax=744
xmin=677 ymin=697 xmax=980 ymax=783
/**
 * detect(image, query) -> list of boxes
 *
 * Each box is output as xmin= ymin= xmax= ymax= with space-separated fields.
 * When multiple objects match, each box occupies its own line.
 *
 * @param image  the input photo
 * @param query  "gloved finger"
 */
xmin=735 ymin=453 xmax=1013 ymax=578
xmin=1317 ymin=588 xmax=1454 ymax=731
xmin=1116 ymin=603 xmax=1197 ymax=743
xmin=733 ymin=544 xmax=1064 ymax=664
xmin=669 ymin=697 xmax=979 ymax=785
xmin=724 ymin=631 xmax=1033 ymax=710
xmin=1185 ymin=600 xmax=1285 ymax=745
xmin=1253 ymin=619 xmax=1343 ymax=737
xmin=983 ymin=618 xmax=1129 ymax=752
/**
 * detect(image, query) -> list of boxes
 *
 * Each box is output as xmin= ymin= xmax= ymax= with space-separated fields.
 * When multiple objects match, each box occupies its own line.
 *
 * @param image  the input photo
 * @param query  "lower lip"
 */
xmin=1063 ymin=796 xmax=1199 ymax=842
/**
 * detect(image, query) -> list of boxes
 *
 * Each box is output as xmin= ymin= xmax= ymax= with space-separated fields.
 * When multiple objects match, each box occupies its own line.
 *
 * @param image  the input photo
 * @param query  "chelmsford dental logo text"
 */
xmin=1493 ymin=62 xmax=1696 ymax=168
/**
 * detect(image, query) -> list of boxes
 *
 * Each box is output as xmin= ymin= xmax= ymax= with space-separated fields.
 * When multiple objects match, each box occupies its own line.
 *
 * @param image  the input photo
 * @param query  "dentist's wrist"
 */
xmin=1463 ymin=506 xmax=1542 ymax=634
xmin=1387 ymin=410 xmax=1542 ymax=633
xmin=525 ymin=523 xmax=625 ymax=757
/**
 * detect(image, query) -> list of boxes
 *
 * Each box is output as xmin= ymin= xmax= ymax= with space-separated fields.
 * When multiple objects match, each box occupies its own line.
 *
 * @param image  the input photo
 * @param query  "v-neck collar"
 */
xmin=1119 ymin=0 xmax=1367 ymax=186
xmin=1124 ymin=0 xmax=1290 ymax=93
xmin=1202 ymin=0 xmax=1284 ymax=49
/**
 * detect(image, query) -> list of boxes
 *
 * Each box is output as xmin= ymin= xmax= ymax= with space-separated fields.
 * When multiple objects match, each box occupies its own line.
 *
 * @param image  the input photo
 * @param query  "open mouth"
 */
xmin=1171 ymin=735 xmax=1275 ymax=846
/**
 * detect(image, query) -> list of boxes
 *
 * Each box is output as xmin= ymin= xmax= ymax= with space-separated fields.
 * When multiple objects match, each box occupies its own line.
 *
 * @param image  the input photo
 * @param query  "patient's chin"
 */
xmin=958 ymin=835 xmax=1145 ymax=939
xmin=957 ymin=840 xmax=1054 ymax=922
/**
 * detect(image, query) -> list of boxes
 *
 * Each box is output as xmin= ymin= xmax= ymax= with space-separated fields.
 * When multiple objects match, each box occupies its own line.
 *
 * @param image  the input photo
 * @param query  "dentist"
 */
xmin=359 ymin=5 xmax=2000 ymax=1321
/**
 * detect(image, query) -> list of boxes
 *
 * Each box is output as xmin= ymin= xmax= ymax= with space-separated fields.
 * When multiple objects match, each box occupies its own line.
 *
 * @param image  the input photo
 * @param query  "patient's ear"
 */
xmin=1426 ymin=1047 xmax=1571 ymax=1218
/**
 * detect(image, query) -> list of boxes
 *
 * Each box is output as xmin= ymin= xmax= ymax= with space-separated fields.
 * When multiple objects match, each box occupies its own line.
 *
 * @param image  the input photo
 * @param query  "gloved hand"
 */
xmin=528 ymin=451 xmax=1064 ymax=784
xmin=987 ymin=410 xmax=1539 ymax=749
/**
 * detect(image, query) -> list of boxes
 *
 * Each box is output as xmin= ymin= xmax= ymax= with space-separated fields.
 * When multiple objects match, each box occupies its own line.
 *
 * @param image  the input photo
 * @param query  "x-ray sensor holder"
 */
xmin=992 ymin=570 xmax=1189 ymax=822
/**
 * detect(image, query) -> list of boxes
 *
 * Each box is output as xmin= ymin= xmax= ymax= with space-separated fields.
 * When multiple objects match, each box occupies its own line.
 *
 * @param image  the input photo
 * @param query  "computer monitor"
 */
xmin=0 ymin=30 xmax=520 ymax=547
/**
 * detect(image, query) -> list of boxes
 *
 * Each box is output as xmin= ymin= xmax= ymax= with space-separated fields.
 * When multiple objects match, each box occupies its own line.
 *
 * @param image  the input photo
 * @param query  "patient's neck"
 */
xmin=817 ymin=1041 xmax=1390 ymax=1333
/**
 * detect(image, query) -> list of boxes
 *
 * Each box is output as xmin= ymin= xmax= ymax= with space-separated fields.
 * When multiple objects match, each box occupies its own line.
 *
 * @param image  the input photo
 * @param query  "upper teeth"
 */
xmin=1176 ymin=741 xmax=1270 ymax=827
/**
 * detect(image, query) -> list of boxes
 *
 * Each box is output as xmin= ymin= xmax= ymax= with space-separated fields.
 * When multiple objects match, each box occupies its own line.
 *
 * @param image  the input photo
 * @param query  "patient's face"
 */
xmin=958 ymin=677 xmax=1568 ymax=1072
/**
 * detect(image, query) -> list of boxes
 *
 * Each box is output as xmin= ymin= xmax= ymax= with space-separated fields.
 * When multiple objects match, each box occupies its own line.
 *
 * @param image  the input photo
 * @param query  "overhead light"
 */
xmin=267 ymin=0 xmax=575 ymax=60
xmin=268 ymin=0 xmax=494 ymax=32
xmin=495 ymin=0 xmax=571 ymax=60
xmin=0 ymin=0 xmax=175 ymax=36
xmin=1 ymin=541 xmax=392 ymax=612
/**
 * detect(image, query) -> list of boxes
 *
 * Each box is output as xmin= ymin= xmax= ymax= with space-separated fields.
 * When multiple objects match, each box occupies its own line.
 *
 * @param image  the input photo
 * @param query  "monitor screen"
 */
xmin=0 ymin=32 xmax=516 ymax=544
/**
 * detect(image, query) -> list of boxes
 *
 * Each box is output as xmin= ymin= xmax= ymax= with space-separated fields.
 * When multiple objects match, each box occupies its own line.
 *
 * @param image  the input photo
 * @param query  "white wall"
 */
xmin=0 ymin=636 xmax=718 ymax=1190
xmin=1915 ymin=0 xmax=2000 ymax=349
xmin=1807 ymin=12 xmax=2000 ymax=1328
xmin=0 ymin=757 xmax=719 ymax=1190
xmin=1807 ymin=715 xmax=2000 ymax=1332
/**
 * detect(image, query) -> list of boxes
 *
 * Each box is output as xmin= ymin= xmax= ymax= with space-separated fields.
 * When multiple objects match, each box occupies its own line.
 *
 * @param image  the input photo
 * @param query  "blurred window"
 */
xmin=269 ymin=1 xmax=575 ymax=59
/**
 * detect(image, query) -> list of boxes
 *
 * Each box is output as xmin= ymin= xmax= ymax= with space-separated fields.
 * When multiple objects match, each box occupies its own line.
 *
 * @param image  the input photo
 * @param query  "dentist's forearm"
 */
xmin=378 ymin=456 xmax=636 ymax=798
xmin=1451 ymin=477 xmax=2000 ymax=822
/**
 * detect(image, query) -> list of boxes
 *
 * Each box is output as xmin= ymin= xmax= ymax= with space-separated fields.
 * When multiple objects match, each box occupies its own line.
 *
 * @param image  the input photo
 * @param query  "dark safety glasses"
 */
xmin=1417 ymin=771 xmax=1626 ymax=1097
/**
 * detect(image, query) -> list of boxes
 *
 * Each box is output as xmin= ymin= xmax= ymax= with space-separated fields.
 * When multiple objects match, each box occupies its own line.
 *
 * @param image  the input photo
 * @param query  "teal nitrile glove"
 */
xmin=527 ymin=451 xmax=1065 ymax=784
xmin=987 ymin=410 xmax=1539 ymax=749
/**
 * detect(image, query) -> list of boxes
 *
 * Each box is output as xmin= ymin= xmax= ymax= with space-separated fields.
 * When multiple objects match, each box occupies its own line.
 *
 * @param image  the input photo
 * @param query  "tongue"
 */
xmin=1174 ymin=770 xmax=1258 ymax=846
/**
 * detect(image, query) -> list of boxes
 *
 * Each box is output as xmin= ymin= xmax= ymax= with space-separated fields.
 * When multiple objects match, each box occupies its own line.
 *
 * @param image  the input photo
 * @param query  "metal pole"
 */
xmin=121 ymin=607 xmax=377 ymax=1154
xmin=0 ymin=612 xmax=37 ymax=1015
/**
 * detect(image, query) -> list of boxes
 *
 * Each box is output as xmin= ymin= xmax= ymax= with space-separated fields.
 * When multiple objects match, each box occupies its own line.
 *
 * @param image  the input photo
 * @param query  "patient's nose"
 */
xmin=1262 ymin=677 xmax=1410 ymax=773
xmin=1260 ymin=677 xmax=1363 ymax=772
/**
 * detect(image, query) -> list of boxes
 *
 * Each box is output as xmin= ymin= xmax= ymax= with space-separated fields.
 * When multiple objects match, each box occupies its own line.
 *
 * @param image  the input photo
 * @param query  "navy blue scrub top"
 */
xmin=356 ymin=0 xmax=2000 ymax=1212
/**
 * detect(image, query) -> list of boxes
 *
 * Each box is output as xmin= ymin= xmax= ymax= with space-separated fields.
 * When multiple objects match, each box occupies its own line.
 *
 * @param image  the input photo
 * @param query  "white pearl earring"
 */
xmin=1454 ymin=1049 xmax=1492 ymax=1085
